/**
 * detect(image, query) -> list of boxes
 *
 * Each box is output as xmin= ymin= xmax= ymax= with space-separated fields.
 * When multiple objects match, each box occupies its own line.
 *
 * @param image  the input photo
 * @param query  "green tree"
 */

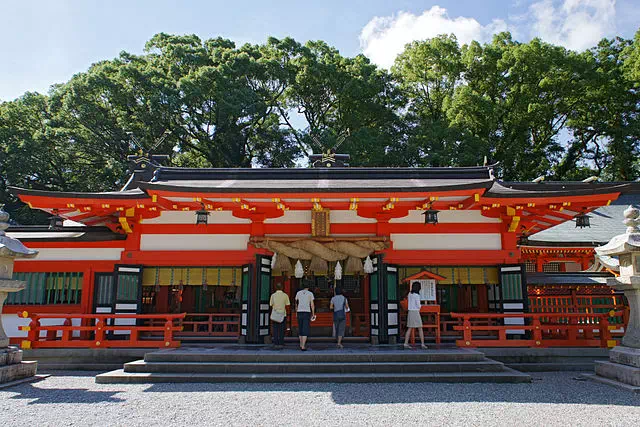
xmin=267 ymin=38 xmax=404 ymax=166
xmin=559 ymin=37 xmax=640 ymax=180
xmin=450 ymin=34 xmax=588 ymax=180
xmin=392 ymin=34 xmax=464 ymax=167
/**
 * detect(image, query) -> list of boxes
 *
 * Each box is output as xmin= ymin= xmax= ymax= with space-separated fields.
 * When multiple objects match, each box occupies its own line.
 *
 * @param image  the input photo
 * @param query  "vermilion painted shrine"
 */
xmin=3 ymin=158 xmax=638 ymax=347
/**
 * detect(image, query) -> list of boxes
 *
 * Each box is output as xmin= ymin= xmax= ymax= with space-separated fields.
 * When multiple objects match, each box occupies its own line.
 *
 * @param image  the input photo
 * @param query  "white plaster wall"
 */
xmin=2 ymin=315 xmax=82 ymax=338
xmin=16 ymin=248 xmax=123 ymax=261
xmin=390 ymin=210 xmax=502 ymax=223
xmin=140 ymin=234 xmax=250 ymax=251
xmin=391 ymin=233 xmax=502 ymax=250
xmin=264 ymin=211 xmax=311 ymax=224
xmin=330 ymin=210 xmax=377 ymax=224
xmin=141 ymin=211 xmax=251 ymax=224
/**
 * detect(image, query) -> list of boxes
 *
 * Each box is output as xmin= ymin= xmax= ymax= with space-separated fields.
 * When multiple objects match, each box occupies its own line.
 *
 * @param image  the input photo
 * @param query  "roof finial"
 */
xmin=623 ymin=205 xmax=640 ymax=234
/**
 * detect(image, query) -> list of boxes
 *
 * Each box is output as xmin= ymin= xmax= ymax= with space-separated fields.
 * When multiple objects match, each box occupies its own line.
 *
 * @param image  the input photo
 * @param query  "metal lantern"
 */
xmin=49 ymin=211 xmax=64 ymax=230
xmin=575 ymin=212 xmax=591 ymax=228
xmin=517 ymin=233 xmax=529 ymax=246
xmin=423 ymin=208 xmax=439 ymax=225
xmin=195 ymin=206 xmax=209 ymax=225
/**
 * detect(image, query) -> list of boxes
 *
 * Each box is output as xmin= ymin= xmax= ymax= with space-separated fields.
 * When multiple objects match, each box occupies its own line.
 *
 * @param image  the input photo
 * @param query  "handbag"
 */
xmin=270 ymin=310 xmax=285 ymax=323
xmin=333 ymin=295 xmax=347 ymax=321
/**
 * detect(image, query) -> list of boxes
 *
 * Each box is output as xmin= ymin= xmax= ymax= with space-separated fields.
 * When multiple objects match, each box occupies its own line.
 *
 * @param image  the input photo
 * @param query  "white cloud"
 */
xmin=359 ymin=6 xmax=508 ymax=68
xmin=530 ymin=0 xmax=616 ymax=51
xmin=359 ymin=1 xmax=618 ymax=68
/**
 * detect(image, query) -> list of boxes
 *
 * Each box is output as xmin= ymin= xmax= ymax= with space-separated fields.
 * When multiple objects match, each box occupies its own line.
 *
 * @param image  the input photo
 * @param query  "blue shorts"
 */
xmin=297 ymin=311 xmax=311 ymax=337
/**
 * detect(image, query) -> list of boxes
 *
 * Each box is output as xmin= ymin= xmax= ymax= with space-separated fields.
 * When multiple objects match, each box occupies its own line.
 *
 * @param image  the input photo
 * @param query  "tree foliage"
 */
xmin=1 ymin=30 xmax=639 ymax=223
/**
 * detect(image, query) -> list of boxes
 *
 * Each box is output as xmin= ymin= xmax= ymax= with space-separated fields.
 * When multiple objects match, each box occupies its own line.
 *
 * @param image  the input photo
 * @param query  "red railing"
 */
xmin=451 ymin=311 xmax=627 ymax=348
xmin=287 ymin=312 xmax=369 ymax=337
xmin=351 ymin=314 xmax=369 ymax=337
xmin=528 ymin=295 xmax=626 ymax=315
xmin=177 ymin=313 xmax=241 ymax=337
xmin=17 ymin=312 xmax=185 ymax=349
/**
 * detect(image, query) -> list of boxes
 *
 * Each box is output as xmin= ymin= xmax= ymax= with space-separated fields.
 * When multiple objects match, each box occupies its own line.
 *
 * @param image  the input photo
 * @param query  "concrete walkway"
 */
xmin=1 ymin=371 xmax=639 ymax=426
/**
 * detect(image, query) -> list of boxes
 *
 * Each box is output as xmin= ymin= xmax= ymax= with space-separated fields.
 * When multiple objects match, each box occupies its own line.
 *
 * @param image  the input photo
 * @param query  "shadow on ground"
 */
xmin=8 ymin=383 xmax=125 ymax=405
xmin=135 ymin=373 xmax=640 ymax=407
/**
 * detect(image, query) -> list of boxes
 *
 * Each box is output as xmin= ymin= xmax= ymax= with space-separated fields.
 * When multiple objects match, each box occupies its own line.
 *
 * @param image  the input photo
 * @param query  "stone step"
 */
xmin=124 ymin=359 xmax=506 ymax=374
xmin=96 ymin=368 xmax=531 ymax=384
xmin=595 ymin=361 xmax=640 ymax=387
xmin=144 ymin=349 xmax=485 ymax=364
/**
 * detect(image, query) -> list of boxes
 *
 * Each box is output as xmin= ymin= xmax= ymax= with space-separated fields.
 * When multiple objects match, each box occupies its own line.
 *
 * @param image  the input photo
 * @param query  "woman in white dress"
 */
xmin=404 ymin=281 xmax=428 ymax=349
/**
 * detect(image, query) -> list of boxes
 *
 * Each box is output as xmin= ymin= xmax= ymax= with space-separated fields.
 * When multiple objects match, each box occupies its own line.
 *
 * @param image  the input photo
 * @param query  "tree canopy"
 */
xmin=1 ymin=30 xmax=639 ymax=223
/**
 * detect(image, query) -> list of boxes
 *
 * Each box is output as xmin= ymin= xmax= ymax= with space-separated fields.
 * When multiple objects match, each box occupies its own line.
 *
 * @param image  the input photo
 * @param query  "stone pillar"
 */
xmin=0 ymin=207 xmax=39 ymax=383
xmin=589 ymin=205 xmax=640 ymax=391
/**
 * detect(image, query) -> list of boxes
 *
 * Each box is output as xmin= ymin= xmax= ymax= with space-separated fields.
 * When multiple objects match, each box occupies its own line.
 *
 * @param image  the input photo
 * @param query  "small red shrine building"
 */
xmin=4 ymin=162 xmax=637 ymax=344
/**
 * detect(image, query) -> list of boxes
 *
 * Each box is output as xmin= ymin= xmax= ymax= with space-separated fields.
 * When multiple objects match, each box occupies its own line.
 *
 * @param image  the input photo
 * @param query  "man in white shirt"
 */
xmin=295 ymin=285 xmax=315 ymax=351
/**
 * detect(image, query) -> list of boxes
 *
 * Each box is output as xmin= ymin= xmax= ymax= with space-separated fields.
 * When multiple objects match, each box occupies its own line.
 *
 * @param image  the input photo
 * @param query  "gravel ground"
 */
xmin=1 ymin=371 xmax=639 ymax=426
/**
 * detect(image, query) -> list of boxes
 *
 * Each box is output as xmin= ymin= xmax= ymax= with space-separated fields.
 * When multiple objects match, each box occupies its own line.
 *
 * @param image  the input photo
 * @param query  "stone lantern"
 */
xmin=0 ymin=207 xmax=38 ymax=383
xmin=589 ymin=205 xmax=640 ymax=390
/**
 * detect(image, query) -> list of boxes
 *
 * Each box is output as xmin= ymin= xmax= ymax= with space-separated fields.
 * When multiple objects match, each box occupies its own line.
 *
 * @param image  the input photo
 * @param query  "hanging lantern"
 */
xmin=195 ymin=204 xmax=209 ymax=225
xmin=575 ymin=211 xmax=591 ymax=228
xmin=335 ymin=261 xmax=343 ymax=280
xmin=517 ymin=226 xmax=529 ymax=246
xmin=423 ymin=208 xmax=439 ymax=225
xmin=49 ymin=210 xmax=64 ymax=230
xmin=363 ymin=256 xmax=374 ymax=274
xmin=294 ymin=260 xmax=304 ymax=278
xmin=271 ymin=252 xmax=277 ymax=269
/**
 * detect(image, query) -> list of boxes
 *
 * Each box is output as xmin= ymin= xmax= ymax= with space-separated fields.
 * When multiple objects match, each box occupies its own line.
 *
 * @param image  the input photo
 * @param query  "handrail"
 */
xmin=449 ymin=311 xmax=627 ymax=348
xmin=17 ymin=312 xmax=186 ymax=349
xmin=178 ymin=313 xmax=241 ymax=337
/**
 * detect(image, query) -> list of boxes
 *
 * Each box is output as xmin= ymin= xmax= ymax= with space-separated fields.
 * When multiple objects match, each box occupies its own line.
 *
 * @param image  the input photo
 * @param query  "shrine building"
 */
xmin=3 ymin=160 xmax=637 ymax=345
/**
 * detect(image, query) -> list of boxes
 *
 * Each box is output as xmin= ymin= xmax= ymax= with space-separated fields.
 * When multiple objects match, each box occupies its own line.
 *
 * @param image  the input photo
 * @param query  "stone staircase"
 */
xmin=96 ymin=346 xmax=531 ymax=384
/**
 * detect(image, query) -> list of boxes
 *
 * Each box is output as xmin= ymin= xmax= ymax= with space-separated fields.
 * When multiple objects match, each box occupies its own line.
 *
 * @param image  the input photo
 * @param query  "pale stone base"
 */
xmin=590 ymin=345 xmax=640 ymax=389
xmin=595 ymin=361 xmax=640 ymax=387
xmin=0 ymin=361 xmax=37 ymax=384
xmin=609 ymin=346 xmax=640 ymax=368
xmin=583 ymin=373 xmax=640 ymax=393
xmin=0 ymin=346 xmax=37 ymax=384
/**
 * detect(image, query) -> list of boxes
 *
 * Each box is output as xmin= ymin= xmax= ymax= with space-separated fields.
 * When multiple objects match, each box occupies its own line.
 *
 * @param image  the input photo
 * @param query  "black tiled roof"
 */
xmin=485 ymin=181 xmax=638 ymax=198
xmin=529 ymin=194 xmax=640 ymax=245
xmin=526 ymin=272 xmax=611 ymax=285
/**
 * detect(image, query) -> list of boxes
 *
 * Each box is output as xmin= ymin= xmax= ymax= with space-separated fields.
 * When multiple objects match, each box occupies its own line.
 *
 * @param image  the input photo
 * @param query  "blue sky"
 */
xmin=1 ymin=0 xmax=638 ymax=102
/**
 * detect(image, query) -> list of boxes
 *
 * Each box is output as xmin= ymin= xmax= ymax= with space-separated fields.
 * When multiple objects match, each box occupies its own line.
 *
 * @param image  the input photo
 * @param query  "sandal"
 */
xmin=421 ymin=345 xmax=428 ymax=350
xmin=337 ymin=344 xmax=344 ymax=349
xmin=403 ymin=344 xmax=411 ymax=349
